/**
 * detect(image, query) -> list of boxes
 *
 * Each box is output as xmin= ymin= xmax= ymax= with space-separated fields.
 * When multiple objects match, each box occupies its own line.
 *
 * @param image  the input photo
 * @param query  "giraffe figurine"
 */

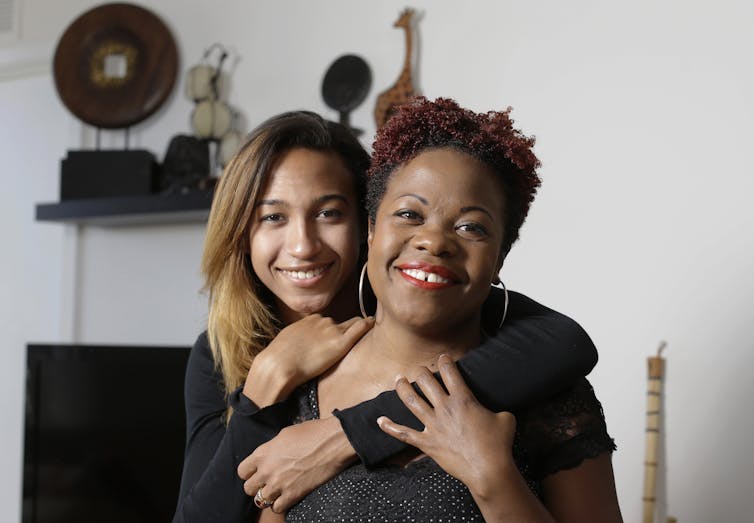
xmin=374 ymin=8 xmax=417 ymax=129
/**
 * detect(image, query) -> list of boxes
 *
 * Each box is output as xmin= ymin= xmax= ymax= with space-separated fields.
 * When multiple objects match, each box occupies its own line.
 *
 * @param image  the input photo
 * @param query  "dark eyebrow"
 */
xmin=255 ymin=194 xmax=350 ymax=209
xmin=396 ymin=193 xmax=428 ymax=205
xmin=255 ymin=199 xmax=285 ymax=208
xmin=397 ymin=194 xmax=494 ymax=220
xmin=316 ymin=194 xmax=350 ymax=206
xmin=460 ymin=205 xmax=494 ymax=220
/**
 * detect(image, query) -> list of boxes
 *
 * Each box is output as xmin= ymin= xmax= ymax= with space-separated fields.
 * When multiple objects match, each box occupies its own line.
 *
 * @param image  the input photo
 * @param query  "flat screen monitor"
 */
xmin=23 ymin=344 xmax=190 ymax=523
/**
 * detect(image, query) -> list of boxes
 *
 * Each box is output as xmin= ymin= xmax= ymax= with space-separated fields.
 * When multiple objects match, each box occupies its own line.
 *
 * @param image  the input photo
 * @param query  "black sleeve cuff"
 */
xmin=333 ymin=390 xmax=424 ymax=468
xmin=225 ymin=386 xmax=297 ymax=465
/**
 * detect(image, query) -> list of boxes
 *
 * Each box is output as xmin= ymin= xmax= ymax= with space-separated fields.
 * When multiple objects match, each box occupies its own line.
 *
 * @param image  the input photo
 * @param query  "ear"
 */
xmin=367 ymin=221 xmax=375 ymax=249
xmin=492 ymin=251 xmax=505 ymax=285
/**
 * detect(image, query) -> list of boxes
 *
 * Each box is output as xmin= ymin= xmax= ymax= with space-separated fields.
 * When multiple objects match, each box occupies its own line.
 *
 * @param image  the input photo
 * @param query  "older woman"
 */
xmin=246 ymin=98 xmax=621 ymax=522
xmin=175 ymin=111 xmax=602 ymax=522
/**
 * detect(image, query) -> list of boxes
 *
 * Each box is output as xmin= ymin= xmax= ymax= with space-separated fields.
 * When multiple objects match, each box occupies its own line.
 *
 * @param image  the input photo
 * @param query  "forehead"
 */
xmin=260 ymin=148 xmax=357 ymax=201
xmin=385 ymin=148 xmax=505 ymax=211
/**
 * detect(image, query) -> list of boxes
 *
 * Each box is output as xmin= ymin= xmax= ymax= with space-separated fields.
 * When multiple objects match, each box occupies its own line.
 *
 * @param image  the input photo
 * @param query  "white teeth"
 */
xmin=283 ymin=266 xmax=326 ymax=280
xmin=402 ymin=268 xmax=451 ymax=284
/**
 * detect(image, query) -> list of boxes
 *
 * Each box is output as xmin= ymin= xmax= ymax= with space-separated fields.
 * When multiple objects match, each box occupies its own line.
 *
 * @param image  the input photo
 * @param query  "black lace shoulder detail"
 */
xmin=515 ymin=378 xmax=616 ymax=479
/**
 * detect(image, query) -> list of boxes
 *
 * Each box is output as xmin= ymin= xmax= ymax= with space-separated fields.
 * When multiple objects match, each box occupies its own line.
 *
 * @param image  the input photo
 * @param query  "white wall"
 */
xmin=2 ymin=1 xmax=753 ymax=521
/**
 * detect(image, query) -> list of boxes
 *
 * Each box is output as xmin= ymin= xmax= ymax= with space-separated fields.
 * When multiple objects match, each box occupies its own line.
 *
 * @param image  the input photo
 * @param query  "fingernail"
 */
xmin=377 ymin=416 xmax=386 ymax=426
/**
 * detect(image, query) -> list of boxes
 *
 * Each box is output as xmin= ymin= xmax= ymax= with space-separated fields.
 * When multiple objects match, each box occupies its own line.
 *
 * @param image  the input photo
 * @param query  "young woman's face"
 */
xmin=367 ymin=148 xmax=506 ymax=332
xmin=249 ymin=148 xmax=362 ymax=323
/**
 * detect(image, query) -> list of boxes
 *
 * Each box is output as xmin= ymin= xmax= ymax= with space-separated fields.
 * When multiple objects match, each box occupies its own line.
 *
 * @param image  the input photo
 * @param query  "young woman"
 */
xmin=246 ymin=98 xmax=622 ymax=522
xmin=174 ymin=111 xmax=600 ymax=522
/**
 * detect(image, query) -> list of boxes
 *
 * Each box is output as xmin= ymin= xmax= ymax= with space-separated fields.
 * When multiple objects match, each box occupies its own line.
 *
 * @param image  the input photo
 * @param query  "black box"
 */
xmin=60 ymin=150 xmax=158 ymax=200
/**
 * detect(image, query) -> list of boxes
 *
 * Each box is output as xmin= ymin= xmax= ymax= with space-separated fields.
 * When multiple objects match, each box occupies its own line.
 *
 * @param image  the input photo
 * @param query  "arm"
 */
xmin=173 ymin=332 xmax=295 ymax=523
xmin=175 ymin=318 xmax=373 ymax=521
xmin=377 ymin=356 xmax=555 ymax=522
xmin=336 ymin=288 xmax=598 ymax=466
xmin=541 ymin=454 xmax=622 ymax=523
xmin=239 ymin=290 xmax=599 ymax=511
xmin=378 ymin=359 xmax=621 ymax=522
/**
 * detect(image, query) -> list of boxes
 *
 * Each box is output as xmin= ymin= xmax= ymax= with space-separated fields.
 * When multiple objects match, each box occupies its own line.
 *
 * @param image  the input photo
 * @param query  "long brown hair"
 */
xmin=201 ymin=111 xmax=369 ymax=405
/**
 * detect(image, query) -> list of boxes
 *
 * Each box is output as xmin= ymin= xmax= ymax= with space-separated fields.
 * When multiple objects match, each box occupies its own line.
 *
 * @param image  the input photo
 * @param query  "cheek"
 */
xmin=323 ymin=223 xmax=361 ymax=268
xmin=248 ymin=229 xmax=277 ymax=274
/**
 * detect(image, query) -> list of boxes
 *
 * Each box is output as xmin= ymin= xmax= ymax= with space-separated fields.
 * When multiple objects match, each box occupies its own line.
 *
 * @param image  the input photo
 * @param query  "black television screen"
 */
xmin=23 ymin=344 xmax=190 ymax=523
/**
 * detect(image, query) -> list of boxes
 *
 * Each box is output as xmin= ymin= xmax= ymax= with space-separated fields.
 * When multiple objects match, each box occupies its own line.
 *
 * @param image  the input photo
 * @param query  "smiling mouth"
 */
xmin=279 ymin=264 xmax=331 ymax=281
xmin=400 ymin=268 xmax=452 ymax=284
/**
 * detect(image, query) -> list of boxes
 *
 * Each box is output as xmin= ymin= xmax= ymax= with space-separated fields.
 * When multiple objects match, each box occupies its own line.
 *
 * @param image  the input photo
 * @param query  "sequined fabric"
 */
xmin=286 ymin=378 xmax=615 ymax=522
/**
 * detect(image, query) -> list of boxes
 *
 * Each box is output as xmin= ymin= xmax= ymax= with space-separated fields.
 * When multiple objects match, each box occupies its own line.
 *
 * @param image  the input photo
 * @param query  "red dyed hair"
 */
xmin=367 ymin=97 xmax=541 ymax=255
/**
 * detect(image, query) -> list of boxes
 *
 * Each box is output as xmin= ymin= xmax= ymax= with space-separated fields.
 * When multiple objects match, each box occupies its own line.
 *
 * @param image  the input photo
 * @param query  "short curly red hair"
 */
xmin=367 ymin=97 xmax=541 ymax=255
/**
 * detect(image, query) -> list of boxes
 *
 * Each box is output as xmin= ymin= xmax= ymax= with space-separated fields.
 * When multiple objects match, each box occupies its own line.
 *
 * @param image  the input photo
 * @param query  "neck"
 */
xmin=359 ymin=311 xmax=482 ymax=382
xmin=400 ymin=25 xmax=413 ymax=81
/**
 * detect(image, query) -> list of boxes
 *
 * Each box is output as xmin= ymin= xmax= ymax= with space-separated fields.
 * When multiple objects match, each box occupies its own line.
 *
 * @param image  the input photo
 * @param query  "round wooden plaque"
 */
xmin=53 ymin=3 xmax=178 ymax=129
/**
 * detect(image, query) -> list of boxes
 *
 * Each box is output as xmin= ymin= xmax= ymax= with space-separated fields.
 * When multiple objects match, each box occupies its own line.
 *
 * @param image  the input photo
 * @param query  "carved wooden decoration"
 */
xmin=374 ymin=8 xmax=417 ymax=129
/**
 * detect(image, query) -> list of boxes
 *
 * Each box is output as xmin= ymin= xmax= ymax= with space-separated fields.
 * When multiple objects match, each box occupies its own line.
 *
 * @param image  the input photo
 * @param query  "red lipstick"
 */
xmin=395 ymin=263 xmax=459 ymax=290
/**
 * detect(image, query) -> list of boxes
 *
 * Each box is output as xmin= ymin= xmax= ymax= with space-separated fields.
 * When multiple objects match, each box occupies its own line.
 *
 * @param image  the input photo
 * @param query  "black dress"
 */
xmin=285 ymin=378 xmax=615 ymax=522
xmin=173 ymin=289 xmax=601 ymax=522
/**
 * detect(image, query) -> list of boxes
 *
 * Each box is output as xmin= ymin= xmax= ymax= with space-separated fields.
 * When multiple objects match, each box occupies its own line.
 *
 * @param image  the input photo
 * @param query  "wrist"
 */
xmin=468 ymin=455 xmax=520 ymax=502
xmin=243 ymin=355 xmax=296 ymax=407
xmin=320 ymin=416 xmax=357 ymax=467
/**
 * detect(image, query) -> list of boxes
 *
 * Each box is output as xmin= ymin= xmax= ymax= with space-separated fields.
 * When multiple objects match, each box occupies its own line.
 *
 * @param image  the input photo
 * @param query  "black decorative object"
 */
xmin=321 ymin=54 xmax=371 ymax=135
xmin=158 ymin=135 xmax=211 ymax=193
xmin=60 ymin=150 xmax=157 ymax=200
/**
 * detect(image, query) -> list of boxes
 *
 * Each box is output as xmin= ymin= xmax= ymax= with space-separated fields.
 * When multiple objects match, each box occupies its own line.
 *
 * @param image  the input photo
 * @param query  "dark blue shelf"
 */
xmin=35 ymin=191 xmax=214 ymax=226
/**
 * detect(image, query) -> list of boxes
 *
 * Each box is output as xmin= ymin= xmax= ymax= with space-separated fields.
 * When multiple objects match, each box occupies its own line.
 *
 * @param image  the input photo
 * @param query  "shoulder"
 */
xmin=186 ymin=331 xmax=217 ymax=380
xmin=517 ymin=378 xmax=616 ymax=478
xmin=184 ymin=331 xmax=226 ymax=413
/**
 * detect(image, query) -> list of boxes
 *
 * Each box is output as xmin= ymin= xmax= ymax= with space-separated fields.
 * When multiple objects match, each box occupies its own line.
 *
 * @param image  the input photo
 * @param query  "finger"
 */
xmin=395 ymin=377 xmax=434 ymax=423
xmin=243 ymin=476 xmax=263 ymax=497
xmin=237 ymin=456 xmax=256 ymax=480
xmin=377 ymin=415 xmax=424 ymax=447
xmin=260 ymin=482 xmax=282 ymax=505
xmin=249 ymin=483 xmax=277 ymax=510
xmin=437 ymin=354 xmax=474 ymax=397
xmin=414 ymin=366 xmax=449 ymax=408
xmin=337 ymin=316 xmax=362 ymax=330
xmin=339 ymin=316 xmax=375 ymax=348
xmin=271 ymin=492 xmax=293 ymax=513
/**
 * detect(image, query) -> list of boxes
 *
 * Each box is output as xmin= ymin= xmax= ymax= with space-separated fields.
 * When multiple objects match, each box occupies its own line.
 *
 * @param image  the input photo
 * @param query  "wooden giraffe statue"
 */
xmin=374 ymin=8 xmax=417 ymax=129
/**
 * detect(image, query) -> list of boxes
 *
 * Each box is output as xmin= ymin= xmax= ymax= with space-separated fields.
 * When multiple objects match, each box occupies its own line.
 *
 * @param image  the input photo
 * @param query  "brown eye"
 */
xmin=317 ymin=209 xmax=344 ymax=219
xmin=261 ymin=213 xmax=285 ymax=223
xmin=456 ymin=222 xmax=489 ymax=239
xmin=394 ymin=209 xmax=422 ymax=221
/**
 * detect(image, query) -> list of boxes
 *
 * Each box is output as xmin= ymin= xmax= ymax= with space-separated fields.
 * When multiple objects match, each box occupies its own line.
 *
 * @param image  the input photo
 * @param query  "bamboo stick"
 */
xmin=642 ymin=342 xmax=666 ymax=523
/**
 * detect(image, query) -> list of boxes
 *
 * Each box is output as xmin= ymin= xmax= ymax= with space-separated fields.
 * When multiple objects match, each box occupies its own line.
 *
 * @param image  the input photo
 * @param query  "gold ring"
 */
xmin=254 ymin=487 xmax=274 ymax=509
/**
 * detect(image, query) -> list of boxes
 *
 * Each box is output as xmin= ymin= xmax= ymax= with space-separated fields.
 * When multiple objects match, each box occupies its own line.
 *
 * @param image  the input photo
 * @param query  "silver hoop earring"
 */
xmin=358 ymin=263 xmax=369 ymax=319
xmin=499 ymin=282 xmax=509 ymax=329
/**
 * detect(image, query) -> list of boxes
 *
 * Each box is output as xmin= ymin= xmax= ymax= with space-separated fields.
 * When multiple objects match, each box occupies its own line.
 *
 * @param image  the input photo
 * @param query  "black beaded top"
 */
xmin=286 ymin=378 xmax=615 ymax=522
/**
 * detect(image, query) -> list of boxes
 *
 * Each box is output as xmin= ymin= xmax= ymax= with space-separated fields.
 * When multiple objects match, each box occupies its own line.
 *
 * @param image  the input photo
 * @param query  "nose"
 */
xmin=285 ymin=218 xmax=322 ymax=259
xmin=411 ymin=224 xmax=458 ymax=258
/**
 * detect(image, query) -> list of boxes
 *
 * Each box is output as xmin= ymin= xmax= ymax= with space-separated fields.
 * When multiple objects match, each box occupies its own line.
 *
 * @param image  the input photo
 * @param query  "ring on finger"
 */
xmin=254 ymin=487 xmax=274 ymax=509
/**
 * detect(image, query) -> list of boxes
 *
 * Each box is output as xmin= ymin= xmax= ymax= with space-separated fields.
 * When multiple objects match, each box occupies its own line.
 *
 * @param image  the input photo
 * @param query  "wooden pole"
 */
xmin=643 ymin=342 xmax=666 ymax=523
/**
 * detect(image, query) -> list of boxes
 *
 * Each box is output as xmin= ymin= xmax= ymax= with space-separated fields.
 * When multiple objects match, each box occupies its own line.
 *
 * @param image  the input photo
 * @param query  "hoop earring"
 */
xmin=499 ymin=282 xmax=509 ymax=329
xmin=358 ymin=263 xmax=369 ymax=319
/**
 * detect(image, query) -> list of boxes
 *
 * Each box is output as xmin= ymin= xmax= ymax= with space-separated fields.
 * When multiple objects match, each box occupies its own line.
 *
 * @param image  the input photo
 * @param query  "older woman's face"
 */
xmin=367 ymin=148 xmax=506 ymax=332
xmin=249 ymin=148 xmax=362 ymax=323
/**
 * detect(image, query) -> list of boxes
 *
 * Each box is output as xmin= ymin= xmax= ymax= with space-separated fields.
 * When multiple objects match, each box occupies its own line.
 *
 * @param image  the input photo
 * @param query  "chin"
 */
xmin=287 ymin=296 xmax=333 ymax=316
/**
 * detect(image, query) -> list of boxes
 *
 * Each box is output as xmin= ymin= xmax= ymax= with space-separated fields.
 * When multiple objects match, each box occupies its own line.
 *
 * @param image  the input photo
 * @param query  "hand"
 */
xmin=244 ymin=315 xmax=374 ymax=406
xmin=376 ymin=354 xmax=517 ymax=499
xmin=237 ymin=416 xmax=356 ymax=513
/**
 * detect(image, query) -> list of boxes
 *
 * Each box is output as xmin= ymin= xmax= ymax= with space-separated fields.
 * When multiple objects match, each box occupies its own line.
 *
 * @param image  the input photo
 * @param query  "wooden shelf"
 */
xmin=35 ymin=191 xmax=214 ymax=226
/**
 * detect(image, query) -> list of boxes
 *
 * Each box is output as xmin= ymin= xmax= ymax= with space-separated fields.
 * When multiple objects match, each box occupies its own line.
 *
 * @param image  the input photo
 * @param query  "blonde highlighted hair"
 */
xmin=201 ymin=111 xmax=369 ymax=406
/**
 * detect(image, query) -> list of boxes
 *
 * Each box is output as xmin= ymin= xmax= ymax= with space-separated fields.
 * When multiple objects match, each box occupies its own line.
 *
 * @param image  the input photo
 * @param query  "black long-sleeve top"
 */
xmin=173 ymin=289 xmax=598 ymax=522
